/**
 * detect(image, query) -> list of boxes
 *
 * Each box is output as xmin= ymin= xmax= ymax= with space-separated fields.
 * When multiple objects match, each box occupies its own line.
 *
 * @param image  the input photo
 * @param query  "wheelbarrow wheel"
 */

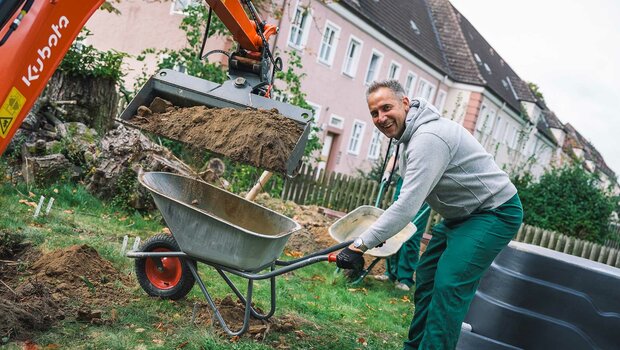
xmin=135 ymin=234 xmax=196 ymax=300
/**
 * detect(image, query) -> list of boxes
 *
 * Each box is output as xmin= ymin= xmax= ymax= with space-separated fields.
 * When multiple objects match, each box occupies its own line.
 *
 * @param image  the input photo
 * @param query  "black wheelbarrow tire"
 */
xmin=135 ymin=233 xmax=196 ymax=300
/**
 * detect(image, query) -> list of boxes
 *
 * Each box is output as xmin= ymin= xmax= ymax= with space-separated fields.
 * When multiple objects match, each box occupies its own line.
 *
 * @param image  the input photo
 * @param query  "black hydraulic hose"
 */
xmin=0 ymin=0 xmax=33 ymax=46
xmin=198 ymin=6 xmax=212 ymax=60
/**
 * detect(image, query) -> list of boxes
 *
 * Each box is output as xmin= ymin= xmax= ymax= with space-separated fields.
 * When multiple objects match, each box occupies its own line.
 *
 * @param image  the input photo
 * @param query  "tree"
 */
xmin=514 ymin=165 xmax=617 ymax=242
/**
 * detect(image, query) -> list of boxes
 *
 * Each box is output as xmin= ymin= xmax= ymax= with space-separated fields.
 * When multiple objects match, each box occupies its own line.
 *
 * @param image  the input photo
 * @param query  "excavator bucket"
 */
xmin=119 ymin=69 xmax=312 ymax=176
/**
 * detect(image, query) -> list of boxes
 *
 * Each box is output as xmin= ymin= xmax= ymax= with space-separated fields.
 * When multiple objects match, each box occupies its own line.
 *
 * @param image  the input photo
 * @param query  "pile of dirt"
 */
xmin=0 ymin=244 xmax=131 ymax=341
xmin=193 ymin=295 xmax=307 ymax=341
xmin=127 ymin=97 xmax=304 ymax=173
xmin=254 ymin=194 xmax=386 ymax=275
xmin=29 ymin=244 xmax=131 ymax=306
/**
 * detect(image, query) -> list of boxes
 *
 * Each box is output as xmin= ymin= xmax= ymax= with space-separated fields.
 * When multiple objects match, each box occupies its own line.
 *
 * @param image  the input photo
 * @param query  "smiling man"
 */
xmin=336 ymin=80 xmax=523 ymax=350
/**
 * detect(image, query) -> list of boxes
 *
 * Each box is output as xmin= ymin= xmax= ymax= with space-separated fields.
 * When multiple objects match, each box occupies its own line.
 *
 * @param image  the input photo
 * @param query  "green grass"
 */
xmin=0 ymin=178 xmax=414 ymax=350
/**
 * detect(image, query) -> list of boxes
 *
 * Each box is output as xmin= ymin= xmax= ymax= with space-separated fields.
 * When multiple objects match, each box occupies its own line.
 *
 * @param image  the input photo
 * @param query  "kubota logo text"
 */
xmin=21 ymin=16 xmax=69 ymax=87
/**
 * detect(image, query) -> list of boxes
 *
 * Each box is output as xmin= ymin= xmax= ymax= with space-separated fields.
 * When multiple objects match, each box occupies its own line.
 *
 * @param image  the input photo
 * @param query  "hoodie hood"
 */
xmin=396 ymin=98 xmax=441 ymax=145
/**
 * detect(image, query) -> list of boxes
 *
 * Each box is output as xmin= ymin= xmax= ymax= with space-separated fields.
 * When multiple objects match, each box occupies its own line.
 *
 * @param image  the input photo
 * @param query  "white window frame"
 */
xmin=486 ymin=109 xmax=497 ymax=135
xmin=435 ymin=90 xmax=447 ymax=113
xmin=364 ymin=49 xmax=384 ymax=85
xmin=306 ymin=101 xmax=322 ymax=125
xmin=492 ymin=116 xmax=504 ymax=140
xmin=387 ymin=61 xmax=401 ymax=80
xmin=367 ymin=129 xmax=383 ymax=159
xmin=170 ymin=0 xmax=200 ymax=15
xmin=341 ymin=36 xmax=363 ymax=78
xmin=476 ymin=104 xmax=488 ymax=132
xmin=348 ymin=120 xmax=366 ymax=155
xmin=416 ymin=78 xmax=436 ymax=101
xmin=404 ymin=71 xmax=417 ymax=99
xmin=328 ymin=114 xmax=344 ymax=129
xmin=288 ymin=4 xmax=312 ymax=50
xmin=317 ymin=20 xmax=341 ymax=66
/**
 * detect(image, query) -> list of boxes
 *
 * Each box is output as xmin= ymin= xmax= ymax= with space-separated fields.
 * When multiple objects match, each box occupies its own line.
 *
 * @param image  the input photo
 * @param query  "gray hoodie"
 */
xmin=360 ymin=98 xmax=517 ymax=248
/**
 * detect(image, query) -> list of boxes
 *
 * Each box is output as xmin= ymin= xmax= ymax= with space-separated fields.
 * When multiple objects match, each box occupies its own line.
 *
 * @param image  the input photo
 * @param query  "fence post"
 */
xmin=615 ymin=251 xmax=620 ymax=268
xmin=607 ymin=248 xmax=618 ymax=266
xmin=547 ymin=231 xmax=557 ymax=249
xmin=532 ymin=228 xmax=543 ymax=245
xmin=523 ymin=226 xmax=534 ymax=243
xmin=541 ymin=230 xmax=550 ymax=248
xmin=563 ymin=237 xmax=574 ymax=254
xmin=514 ymin=223 xmax=525 ymax=242
xmin=572 ymin=239 xmax=583 ymax=256
xmin=589 ymin=244 xmax=601 ymax=261
xmin=328 ymin=173 xmax=343 ymax=209
xmin=598 ymin=247 xmax=609 ymax=264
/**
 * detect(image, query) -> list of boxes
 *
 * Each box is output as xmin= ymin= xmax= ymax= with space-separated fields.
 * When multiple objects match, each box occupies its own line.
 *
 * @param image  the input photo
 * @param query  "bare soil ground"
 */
xmin=127 ymin=97 xmax=304 ymax=173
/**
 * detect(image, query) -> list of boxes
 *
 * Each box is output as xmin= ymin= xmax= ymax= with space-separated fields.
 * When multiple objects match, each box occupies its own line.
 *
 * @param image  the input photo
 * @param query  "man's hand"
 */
xmin=336 ymin=247 xmax=364 ymax=270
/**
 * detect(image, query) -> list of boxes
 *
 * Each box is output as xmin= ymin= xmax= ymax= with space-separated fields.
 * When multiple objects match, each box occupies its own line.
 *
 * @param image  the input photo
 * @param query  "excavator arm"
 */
xmin=0 ymin=0 xmax=280 ymax=156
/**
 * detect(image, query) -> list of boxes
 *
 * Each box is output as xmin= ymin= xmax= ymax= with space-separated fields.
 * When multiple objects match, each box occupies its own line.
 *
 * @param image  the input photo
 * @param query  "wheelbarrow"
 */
xmin=126 ymin=172 xmax=349 ymax=336
xmin=329 ymin=205 xmax=417 ymax=284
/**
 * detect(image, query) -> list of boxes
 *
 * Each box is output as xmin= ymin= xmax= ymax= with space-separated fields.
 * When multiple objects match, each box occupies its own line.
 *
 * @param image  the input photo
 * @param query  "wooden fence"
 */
xmin=282 ymin=164 xmax=620 ymax=268
xmin=513 ymin=224 xmax=620 ymax=268
xmin=281 ymin=164 xmax=396 ymax=212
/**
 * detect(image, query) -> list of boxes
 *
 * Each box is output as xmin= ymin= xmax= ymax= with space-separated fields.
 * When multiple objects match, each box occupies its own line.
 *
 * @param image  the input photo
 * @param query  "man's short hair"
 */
xmin=366 ymin=80 xmax=406 ymax=99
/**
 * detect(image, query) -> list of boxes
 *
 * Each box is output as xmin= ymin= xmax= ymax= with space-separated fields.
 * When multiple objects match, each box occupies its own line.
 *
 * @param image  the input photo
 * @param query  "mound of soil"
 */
xmin=0 ymin=244 xmax=131 ymax=341
xmin=29 ymin=244 xmax=131 ymax=306
xmin=127 ymin=98 xmax=304 ymax=173
xmin=193 ymin=295 xmax=307 ymax=341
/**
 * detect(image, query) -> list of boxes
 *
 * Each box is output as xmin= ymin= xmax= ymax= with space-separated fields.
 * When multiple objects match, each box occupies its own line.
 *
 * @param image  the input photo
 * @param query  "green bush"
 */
xmin=514 ymin=164 xmax=617 ymax=242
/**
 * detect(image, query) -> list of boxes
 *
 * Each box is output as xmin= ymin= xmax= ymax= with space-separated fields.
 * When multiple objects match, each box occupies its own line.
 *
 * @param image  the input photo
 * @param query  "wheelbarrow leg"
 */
xmin=186 ymin=261 xmax=253 ymax=336
xmin=215 ymin=265 xmax=276 ymax=320
xmin=350 ymin=257 xmax=383 ymax=285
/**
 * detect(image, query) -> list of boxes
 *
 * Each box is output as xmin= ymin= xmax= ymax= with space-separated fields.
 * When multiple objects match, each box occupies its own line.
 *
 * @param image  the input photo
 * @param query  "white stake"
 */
xmin=132 ymin=237 xmax=141 ymax=251
xmin=45 ymin=197 xmax=55 ymax=215
xmin=121 ymin=235 xmax=129 ymax=255
xmin=34 ymin=196 xmax=45 ymax=217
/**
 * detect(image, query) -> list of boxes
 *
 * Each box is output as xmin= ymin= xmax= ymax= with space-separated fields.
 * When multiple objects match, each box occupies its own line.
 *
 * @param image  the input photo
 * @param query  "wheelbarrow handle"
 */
xmin=328 ymin=252 xmax=338 ymax=263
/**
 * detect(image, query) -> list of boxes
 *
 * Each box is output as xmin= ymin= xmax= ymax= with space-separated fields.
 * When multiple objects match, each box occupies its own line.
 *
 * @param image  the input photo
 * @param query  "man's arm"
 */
xmin=360 ymin=133 xmax=452 ymax=248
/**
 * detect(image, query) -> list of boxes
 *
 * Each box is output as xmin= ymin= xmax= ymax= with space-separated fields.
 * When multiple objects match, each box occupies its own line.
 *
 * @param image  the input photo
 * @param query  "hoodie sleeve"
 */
xmin=360 ymin=132 xmax=452 ymax=248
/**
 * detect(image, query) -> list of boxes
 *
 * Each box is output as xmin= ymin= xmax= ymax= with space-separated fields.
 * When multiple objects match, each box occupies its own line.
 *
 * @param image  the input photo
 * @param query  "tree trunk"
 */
xmin=45 ymin=71 xmax=119 ymax=134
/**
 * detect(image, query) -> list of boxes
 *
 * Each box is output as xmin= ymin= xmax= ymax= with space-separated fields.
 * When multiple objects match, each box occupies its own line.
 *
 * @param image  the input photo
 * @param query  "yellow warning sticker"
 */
xmin=0 ymin=87 xmax=26 ymax=138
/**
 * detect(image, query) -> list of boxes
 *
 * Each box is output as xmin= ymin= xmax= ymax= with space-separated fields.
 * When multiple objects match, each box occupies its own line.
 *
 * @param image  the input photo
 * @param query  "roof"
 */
xmin=424 ymin=0 xmax=484 ymax=85
xmin=340 ymin=0 xmax=449 ymax=76
xmin=542 ymin=109 xmax=563 ymax=130
xmin=451 ymin=7 xmax=535 ymax=112
xmin=536 ymin=113 xmax=558 ymax=146
xmin=563 ymin=123 xmax=616 ymax=179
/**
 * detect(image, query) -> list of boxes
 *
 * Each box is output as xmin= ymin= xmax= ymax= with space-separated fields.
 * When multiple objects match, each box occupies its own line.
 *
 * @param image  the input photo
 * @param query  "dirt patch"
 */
xmin=0 ymin=244 xmax=131 ymax=341
xmin=193 ymin=295 xmax=308 ymax=342
xmin=127 ymin=97 xmax=304 ymax=173
xmin=253 ymin=194 xmax=386 ymax=275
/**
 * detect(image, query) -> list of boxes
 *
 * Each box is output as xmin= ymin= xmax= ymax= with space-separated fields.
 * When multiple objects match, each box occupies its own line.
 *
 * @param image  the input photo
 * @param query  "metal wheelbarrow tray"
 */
xmin=127 ymin=172 xmax=350 ymax=336
xmin=139 ymin=171 xmax=299 ymax=271
xmin=329 ymin=205 xmax=416 ymax=283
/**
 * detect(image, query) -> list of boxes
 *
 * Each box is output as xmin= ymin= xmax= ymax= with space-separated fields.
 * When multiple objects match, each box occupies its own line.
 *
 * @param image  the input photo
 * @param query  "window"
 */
xmin=329 ymin=115 xmax=344 ymax=129
xmin=348 ymin=120 xmax=366 ymax=155
xmin=318 ymin=21 xmax=340 ymax=66
xmin=368 ymin=129 xmax=383 ymax=159
xmin=170 ymin=0 xmax=200 ymax=14
xmin=416 ymin=78 xmax=436 ymax=101
xmin=475 ymin=104 xmax=488 ymax=132
xmin=486 ymin=109 xmax=496 ymax=135
xmin=492 ymin=116 xmax=504 ymax=140
xmin=342 ymin=37 xmax=362 ymax=77
xmin=404 ymin=71 xmax=417 ymax=99
xmin=504 ymin=125 xmax=516 ymax=148
xmin=435 ymin=90 xmax=447 ymax=113
xmin=387 ymin=61 xmax=401 ymax=80
xmin=306 ymin=101 xmax=321 ymax=125
xmin=364 ymin=50 xmax=383 ymax=85
xmin=288 ymin=5 xmax=311 ymax=49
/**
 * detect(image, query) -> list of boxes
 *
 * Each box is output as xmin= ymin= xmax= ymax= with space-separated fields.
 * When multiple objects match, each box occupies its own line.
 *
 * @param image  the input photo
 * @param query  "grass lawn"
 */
xmin=0 ymin=178 xmax=414 ymax=350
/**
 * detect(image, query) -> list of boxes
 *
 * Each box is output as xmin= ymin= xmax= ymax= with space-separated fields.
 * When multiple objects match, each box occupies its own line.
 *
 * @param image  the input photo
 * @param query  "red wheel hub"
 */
xmin=145 ymin=248 xmax=183 ymax=290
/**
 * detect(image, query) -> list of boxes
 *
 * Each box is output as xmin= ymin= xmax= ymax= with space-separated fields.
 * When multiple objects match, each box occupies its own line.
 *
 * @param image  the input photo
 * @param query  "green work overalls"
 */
xmin=404 ymin=193 xmax=523 ymax=350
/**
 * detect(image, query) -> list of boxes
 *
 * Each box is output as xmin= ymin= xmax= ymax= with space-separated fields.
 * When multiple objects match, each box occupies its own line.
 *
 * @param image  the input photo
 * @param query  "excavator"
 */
xmin=0 ymin=0 xmax=311 ymax=176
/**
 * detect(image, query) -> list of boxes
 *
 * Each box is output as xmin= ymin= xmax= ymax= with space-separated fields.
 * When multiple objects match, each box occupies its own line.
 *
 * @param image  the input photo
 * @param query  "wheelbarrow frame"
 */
xmin=127 ymin=240 xmax=351 ymax=336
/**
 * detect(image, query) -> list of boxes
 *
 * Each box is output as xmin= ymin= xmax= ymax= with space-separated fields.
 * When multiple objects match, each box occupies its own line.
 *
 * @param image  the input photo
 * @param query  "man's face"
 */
xmin=367 ymin=87 xmax=410 ymax=139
